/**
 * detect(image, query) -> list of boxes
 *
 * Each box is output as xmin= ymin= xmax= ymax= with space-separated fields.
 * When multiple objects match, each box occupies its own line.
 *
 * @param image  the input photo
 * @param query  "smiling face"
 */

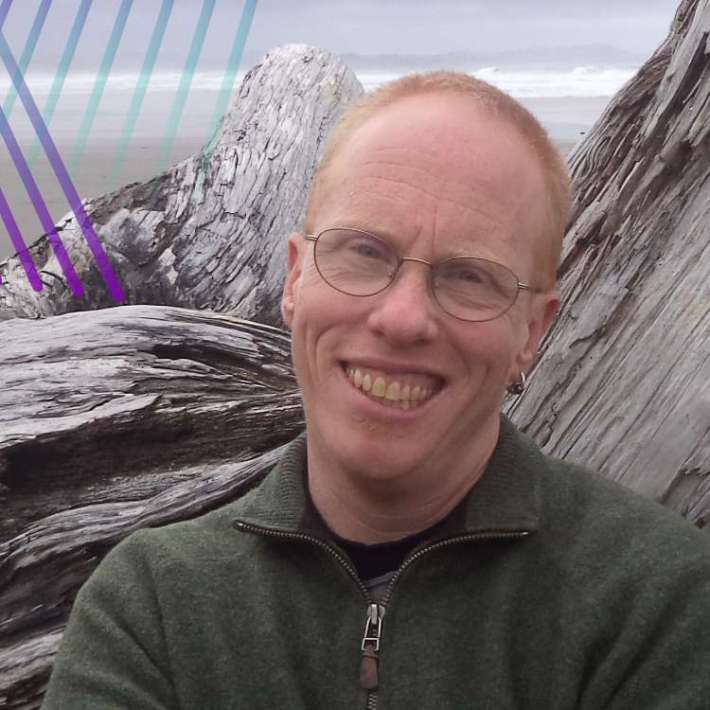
xmin=282 ymin=92 xmax=559 ymax=488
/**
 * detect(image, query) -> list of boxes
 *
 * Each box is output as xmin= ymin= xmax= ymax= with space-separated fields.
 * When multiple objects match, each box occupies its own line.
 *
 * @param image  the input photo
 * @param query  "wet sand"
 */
xmin=0 ymin=137 xmax=206 ymax=262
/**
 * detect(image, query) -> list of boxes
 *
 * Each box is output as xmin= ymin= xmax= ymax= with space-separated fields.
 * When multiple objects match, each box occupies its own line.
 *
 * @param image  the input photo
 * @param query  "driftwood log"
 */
xmin=0 ymin=307 xmax=303 ymax=709
xmin=507 ymin=0 xmax=710 ymax=528
xmin=2 ymin=0 xmax=710 ymax=703
xmin=0 ymin=44 xmax=363 ymax=324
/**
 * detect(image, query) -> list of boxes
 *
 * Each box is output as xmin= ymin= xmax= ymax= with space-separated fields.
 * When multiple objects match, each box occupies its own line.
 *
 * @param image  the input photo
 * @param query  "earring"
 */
xmin=507 ymin=371 xmax=527 ymax=396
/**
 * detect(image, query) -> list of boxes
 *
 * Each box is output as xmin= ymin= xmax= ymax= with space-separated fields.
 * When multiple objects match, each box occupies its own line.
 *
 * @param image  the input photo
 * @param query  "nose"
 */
xmin=365 ymin=260 xmax=440 ymax=345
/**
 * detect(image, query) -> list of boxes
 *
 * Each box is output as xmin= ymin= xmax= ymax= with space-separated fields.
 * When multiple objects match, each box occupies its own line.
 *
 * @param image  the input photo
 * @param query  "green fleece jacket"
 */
xmin=42 ymin=419 xmax=710 ymax=709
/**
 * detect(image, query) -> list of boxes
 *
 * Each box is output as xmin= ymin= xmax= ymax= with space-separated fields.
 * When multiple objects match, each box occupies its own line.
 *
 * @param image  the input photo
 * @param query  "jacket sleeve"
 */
xmin=41 ymin=531 xmax=178 ymax=710
xmin=582 ymin=542 xmax=710 ymax=710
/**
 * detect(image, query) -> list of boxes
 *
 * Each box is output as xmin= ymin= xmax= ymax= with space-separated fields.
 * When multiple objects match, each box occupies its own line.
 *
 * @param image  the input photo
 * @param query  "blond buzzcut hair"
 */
xmin=305 ymin=71 xmax=571 ymax=289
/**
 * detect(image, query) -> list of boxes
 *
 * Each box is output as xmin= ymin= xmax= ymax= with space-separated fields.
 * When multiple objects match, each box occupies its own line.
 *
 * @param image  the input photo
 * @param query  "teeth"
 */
xmin=345 ymin=366 xmax=439 ymax=408
xmin=385 ymin=382 xmax=400 ymax=401
xmin=362 ymin=373 xmax=372 ymax=393
xmin=372 ymin=377 xmax=386 ymax=397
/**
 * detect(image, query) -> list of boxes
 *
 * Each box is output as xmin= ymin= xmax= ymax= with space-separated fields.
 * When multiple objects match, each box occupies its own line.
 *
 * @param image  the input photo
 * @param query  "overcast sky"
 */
xmin=0 ymin=0 xmax=682 ymax=71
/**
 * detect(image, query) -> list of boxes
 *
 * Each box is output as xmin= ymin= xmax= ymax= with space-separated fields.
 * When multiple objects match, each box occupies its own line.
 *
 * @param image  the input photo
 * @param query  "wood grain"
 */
xmin=507 ymin=0 xmax=710 ymax=528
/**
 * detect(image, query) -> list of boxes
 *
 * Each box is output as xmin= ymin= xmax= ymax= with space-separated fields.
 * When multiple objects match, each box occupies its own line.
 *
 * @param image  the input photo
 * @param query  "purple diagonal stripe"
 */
xmin=0 ymin=186 xmax=43 ymax=291
xmin=0 ymin=0 xmax=10 ymax=27
xmin=0 ymin=0 xmax=44 ymax=293
xmin=0 ymin=104 xmax=84 ymax=297
xmin=0 ymin=31 xmax=125 ymax=302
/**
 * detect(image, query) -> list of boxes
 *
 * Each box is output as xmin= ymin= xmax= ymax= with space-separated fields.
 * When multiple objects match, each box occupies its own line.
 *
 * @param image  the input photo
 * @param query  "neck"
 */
xmin=307 ymin=417 xmax=500 ymax=544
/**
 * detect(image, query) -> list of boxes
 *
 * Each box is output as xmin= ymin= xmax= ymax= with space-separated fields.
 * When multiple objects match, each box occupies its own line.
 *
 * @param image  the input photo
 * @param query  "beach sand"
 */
xmin=0 ymin=136 xmax=206 ymax=263
xmin=0 ymin=95 xmax=609 ymax=262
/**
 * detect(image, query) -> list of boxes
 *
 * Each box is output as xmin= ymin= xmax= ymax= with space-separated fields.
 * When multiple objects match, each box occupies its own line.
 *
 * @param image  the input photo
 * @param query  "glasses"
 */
xmin=304 ymin=227 xmax=537 ymax=323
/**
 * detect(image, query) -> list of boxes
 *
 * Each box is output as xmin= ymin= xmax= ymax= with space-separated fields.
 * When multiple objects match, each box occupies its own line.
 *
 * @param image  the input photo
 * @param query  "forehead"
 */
xmin=315 ymin=93 xmax=548 ymax=259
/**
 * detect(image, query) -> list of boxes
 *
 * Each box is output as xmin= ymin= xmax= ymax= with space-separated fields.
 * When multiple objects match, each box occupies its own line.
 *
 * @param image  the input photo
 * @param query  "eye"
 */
xmin=439 ymin=261 xmax=493 ymax=286
xmin=347 ymin=237 xmax=390 ymax=261
xmin=453 ymin=267 xmax=484 ymax=283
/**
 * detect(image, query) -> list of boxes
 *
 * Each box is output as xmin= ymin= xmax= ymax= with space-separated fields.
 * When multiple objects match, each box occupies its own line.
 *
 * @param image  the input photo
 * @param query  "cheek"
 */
xmin=454 ymin=320 xmax=522 ymax=374
xmin=290 ymin=288 xmax=357 ymax=376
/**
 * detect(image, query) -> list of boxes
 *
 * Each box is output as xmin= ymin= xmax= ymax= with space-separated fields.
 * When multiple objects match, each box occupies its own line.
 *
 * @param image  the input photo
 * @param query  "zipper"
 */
xmin=360 ymin=602 xmax=385 ymax=691
xmin=234 ymin=520 xmax=529 ymax=710
xmin=234 ymin=521 xmax=370 ymax=597
xmin=379 ymin=530 xmax=530 ymax=608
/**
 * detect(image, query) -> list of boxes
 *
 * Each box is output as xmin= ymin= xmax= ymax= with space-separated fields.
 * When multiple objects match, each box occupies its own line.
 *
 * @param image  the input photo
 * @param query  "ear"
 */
xmin=513 ymin=290 xmax=560 ymax=377
xmin=281 ymin=233 xmax=306 ymax=329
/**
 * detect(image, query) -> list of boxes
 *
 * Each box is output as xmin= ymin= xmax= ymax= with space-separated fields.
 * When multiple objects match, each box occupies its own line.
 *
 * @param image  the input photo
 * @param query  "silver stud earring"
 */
xmin=507 ymin=371 xmax=527 ymax=396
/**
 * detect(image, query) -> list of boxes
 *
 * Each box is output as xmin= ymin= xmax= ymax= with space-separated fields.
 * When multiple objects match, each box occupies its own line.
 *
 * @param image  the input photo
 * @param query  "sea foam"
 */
xmin=0 ymin=65 xmax=636 ymax=101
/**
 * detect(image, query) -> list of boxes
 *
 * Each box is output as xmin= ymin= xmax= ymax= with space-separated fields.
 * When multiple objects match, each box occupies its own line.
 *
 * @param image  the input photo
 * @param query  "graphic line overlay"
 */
xmin=159 ymin=0 xmax=216 ymax=169
xmin=0 ymin=31 xmax=126 ymax=302
xmin=28 ymin=0 xmax=93 ymax=166
xmin=70 ymin=0 xmax=133 ymax=171
xmin=112 ymin=0 xmax=173 ymax=182
xmin=2 ymin=0 xmax=51 ymax=117
xmin=205 ymin=0 xmax=258 ymax=156
xmin=0 ymin=1 xmax=10 ymax=50
xmin=0 ymin=103 xmax=83 ymax=296
xmin=0 ymin=1 xmax=25 ymax=289
xmin=0 ymin=186 xmax=43 ymax=290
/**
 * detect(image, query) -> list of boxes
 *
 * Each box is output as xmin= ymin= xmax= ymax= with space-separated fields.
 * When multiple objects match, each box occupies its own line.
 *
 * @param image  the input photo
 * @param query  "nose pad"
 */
xmin=392 ymin=257 xmax=438 ymax=306
xmin=366 ymin=260 xmax=439 ymax=343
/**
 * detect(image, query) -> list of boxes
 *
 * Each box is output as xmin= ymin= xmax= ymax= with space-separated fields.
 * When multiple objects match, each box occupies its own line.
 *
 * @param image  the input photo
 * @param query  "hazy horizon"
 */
xmin=0 ymin=0 xmax=679 ymax=71
xmin=0 ymin=0 xmax=681 ymax=264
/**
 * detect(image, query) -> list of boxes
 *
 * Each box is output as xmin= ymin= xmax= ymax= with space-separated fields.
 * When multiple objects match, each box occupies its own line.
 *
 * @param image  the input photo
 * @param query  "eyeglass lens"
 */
xmin=313 ymin=228 xmax=520 ymax=322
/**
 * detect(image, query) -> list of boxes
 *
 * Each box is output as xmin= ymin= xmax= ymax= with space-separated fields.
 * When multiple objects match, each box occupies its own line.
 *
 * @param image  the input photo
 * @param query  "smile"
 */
xmin=343 ymin=363 xmax=443 ymax=410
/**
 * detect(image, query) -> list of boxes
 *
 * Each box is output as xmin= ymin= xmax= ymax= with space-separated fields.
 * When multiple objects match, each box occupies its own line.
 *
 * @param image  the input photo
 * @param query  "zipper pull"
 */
xmin=360 ymin=603 xmax=385 ymax=690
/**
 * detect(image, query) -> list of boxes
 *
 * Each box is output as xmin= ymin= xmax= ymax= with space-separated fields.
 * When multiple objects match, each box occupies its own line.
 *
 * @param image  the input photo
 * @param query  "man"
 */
xmin=42 ymin=73 xmax=710 ymax=709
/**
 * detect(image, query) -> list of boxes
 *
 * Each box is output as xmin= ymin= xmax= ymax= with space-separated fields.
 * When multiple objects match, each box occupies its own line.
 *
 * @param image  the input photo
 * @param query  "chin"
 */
xmin=313 ymin=412 xmax=437 ymax=481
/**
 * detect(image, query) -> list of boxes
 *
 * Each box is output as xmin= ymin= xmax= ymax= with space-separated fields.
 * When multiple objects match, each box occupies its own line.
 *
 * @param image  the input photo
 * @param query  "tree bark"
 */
xmin=507 ymin=0 xmax=710 ymax=529
xmin=0 ymin=44 xmax=363 ymax=325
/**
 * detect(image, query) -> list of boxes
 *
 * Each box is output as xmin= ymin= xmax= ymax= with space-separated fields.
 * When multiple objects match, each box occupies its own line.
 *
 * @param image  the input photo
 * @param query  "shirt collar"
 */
xmin=233 ymin=416 xmax=542 ymax=538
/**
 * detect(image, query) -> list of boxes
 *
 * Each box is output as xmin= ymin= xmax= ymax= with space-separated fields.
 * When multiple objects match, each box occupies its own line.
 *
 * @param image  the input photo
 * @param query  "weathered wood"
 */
xmin=507 ymin=0 xmax=710 ymax=528
xmin=3 ymin=2 xmax=710 ymax=702
xmin=0 ymin=305 xmax=303 ymax=708
xmin=0 ymin=44 xmax=363 ymax=324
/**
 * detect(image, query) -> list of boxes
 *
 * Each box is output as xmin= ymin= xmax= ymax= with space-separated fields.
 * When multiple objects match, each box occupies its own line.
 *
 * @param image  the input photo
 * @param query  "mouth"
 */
xmin=341 ymin=362 xmax=445 ymax=411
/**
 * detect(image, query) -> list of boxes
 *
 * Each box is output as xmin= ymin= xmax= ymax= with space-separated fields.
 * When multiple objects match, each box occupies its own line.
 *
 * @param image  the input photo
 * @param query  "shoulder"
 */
xmin=525 ymin=438 xmax=710 ymax=595
xmin=89 ymin=435 xmax=309 ymax=591
xmin=503 ymin=420 xmax=706 ymax=545
xmin=93 ymin=480 xmax=269 ymax=592
xmin=539 ymin=450 xmax=707 ymax=547
xmin=514 ymin=434 xmax=710 ymax=707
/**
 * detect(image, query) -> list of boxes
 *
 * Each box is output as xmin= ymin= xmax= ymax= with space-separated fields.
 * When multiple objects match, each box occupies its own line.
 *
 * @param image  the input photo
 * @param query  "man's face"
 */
xmin=282 ymin=93 xmax=559 ymax=485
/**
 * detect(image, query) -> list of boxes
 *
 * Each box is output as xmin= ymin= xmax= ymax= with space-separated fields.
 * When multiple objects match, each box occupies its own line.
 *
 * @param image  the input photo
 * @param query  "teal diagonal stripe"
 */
xmin=27 ymin=0 xmax=93 ymax=166
xmin=205 ymin=0 xmax=258 ymax=156
xmin=2 ymin=0 xmax=51 ymax=117
xmin=70 ymin=0 xmax=133 ymax=171
xmin=158 ymin=0 xmax=216 ymax=169
xmin=112 ymin=0 xmax=174 ymax=182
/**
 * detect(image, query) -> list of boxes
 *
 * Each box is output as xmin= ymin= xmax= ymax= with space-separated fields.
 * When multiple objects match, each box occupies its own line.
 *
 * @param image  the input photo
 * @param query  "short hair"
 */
xmin=305 ymin=71 xmax=571 ymax=289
